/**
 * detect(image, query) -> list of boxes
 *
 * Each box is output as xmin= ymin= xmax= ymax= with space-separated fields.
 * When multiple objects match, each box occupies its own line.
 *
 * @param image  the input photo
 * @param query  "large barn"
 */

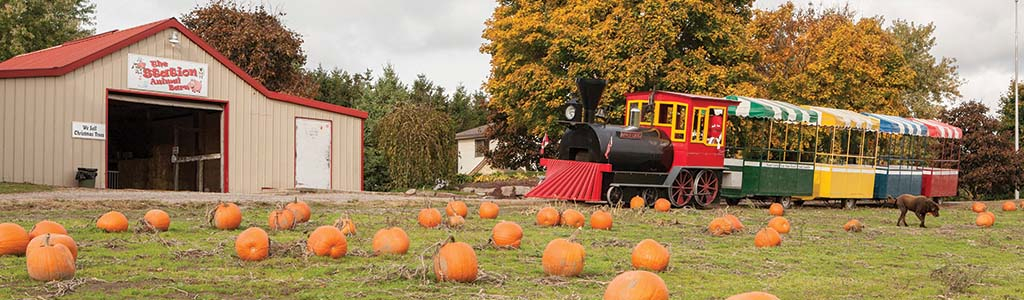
xmin=0 ymin=18 xmax=366 ymax=193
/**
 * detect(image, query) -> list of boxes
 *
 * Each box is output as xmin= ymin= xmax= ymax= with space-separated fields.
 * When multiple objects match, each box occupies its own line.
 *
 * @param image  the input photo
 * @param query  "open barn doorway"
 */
xmin=106 ymin=93 xmax=224 ymax=192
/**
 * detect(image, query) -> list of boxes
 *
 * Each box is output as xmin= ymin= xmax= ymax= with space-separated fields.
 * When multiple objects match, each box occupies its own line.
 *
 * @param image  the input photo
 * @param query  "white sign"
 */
xmin=71 ymin=122 xmax=105 ymax=140
xmin=127 ymin=53 xmax=209 ymax=97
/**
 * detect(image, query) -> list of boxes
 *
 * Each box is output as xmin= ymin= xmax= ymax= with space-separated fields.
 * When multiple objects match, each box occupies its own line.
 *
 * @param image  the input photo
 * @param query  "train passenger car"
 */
xmin=721 ymin=96 xmax=818 ymax=206
xmin=861 ymin=113 xmax=929 ymax=200
xmin=526 ymin=79 xmax=738 ymax=208
xmin=800 ymin=106 xmax=880 ymax=208
xmin=910 ymin=118 xmax=963 ymax=199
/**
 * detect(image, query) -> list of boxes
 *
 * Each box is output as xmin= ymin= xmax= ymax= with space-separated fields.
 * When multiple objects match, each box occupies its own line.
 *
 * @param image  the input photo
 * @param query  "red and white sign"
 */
xmin=127 ymin=54 xmax=208 ymax=97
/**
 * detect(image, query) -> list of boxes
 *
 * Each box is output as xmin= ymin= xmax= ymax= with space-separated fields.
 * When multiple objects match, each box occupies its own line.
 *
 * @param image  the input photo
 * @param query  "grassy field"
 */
xmin=1 ymin=198 xmax=1023 ymax=299
xmin=0 ymin=182 xmax=53 ymax=194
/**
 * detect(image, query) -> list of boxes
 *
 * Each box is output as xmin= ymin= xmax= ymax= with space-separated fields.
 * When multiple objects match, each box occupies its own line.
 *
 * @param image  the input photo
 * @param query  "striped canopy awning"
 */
xmin=805 ymin=106 xmax=880 ymax=130
xmin=910 ymin=118 xmax=963 ymax=139
xmin=862 ymin=113 xmax=928 ymax=136
xmin=725 ymin=95 xmax=819 ymax=123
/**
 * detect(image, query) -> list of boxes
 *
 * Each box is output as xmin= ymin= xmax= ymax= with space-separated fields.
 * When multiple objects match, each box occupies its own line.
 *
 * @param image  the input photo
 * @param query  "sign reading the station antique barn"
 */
xmin=71 ymin=122 xmax=105 ymax=140
xmin=127 ymin=54 xmax=208 ymax=97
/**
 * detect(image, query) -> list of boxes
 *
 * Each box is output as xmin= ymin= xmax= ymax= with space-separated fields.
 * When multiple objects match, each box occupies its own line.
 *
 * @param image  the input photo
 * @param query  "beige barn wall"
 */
xmin=0 ymin=28 xmax=362 ymax=192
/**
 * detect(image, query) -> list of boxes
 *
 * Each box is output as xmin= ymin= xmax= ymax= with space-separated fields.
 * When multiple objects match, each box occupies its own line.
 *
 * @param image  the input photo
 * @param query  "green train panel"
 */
xmin=722 ymin=158 xmax=814 ymax=198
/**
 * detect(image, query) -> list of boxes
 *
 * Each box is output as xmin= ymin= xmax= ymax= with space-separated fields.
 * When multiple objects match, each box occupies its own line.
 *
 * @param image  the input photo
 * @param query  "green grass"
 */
xmin=1 ymin=199 xmax=1023 ymax=299
xmin=0 ymin=182 xmax=53 ymax=194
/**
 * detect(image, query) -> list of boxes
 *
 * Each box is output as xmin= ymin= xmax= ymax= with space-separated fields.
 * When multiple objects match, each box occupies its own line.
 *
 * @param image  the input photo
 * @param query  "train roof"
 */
xmin=725 ymin=95 xmax=818 ymax=123
xmin=862 ymin=113 xmax=929 ymax=136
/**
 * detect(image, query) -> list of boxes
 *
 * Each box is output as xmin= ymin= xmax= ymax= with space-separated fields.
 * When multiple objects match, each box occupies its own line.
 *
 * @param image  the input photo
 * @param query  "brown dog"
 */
xmin=889 ymin=194 xmax=939 ymax=228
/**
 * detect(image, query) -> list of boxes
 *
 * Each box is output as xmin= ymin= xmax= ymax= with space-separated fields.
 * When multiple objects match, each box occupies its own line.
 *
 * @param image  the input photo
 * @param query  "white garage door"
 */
xmin=295 ymin=118 xmax=332 ymax=189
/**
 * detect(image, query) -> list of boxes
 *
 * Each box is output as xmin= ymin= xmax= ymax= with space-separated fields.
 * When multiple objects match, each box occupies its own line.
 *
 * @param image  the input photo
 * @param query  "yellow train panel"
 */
xmin=811 ymin=164 xmax=875 ymax=199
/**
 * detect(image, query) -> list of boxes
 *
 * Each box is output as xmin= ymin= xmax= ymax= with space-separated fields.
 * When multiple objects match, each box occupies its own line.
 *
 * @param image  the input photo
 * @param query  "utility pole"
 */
xmin=1016 ymin=0 xmax=1020 ymax=201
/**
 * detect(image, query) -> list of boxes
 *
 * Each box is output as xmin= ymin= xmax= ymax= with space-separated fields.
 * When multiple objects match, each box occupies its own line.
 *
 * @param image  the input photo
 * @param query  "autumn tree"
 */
xmin=942 ymin=100 xmax=1024 ymax=199
xmin=376 ymin=104 xmax=457 ymax=189
xmin=888 ymin=20 xmax=962 ymax=118
xmin=181 ymin=0 xmax=317 ymax=98
xmin=0 ymin=0 xmax=95 ymax=61
xmin=482 ymin=0 xmax=759 ymax=168
xmin=747 ymin=3 xmax=914 ymax=114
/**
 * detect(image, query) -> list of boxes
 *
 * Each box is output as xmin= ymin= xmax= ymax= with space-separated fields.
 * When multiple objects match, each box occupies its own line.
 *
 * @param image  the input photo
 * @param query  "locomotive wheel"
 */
xmin=606 ymin=186 xmax=623 ymax=207
xmin=670 ymin=170 xmax=695 ymax=208
xmin=641 ymin=188 xmax=658 ymax=207
xmin=692 ymin=170 xmax=720 ymax=209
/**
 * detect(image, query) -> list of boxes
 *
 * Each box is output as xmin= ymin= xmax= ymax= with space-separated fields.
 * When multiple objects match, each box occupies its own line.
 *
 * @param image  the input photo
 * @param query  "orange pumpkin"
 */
xmin=372 ymin=227 xmax=410 ymax=255
xmin=491 ymin=221 xmax=523 ymax=249
xmin=603 ymin=270 xmax=669 ymax=300
xmin=768 ymin=203 xmax=784 ymax=216
xmin=0 ymin=223 xmax=30 ymax=256
xmin=446 ymin=201 xmax=469 ymax=217
xmin=25 ymin=234 xmax=75 ymax=281
xmin=976 ymin=211 xmax=995 ymax=227
xmin=286 ymin=200 xmax=312 ymax=223
xmin=630 ymin=196 xmax=646 ymax=209
xmin=631 ymin=239 xmax=670 ymax=272
xmin=307 ymin=226 xmax=347 ymax=259
xmin=447 ymin=215 xmax=466 ymax=228
xmin=707 ymin=217 xmax=733 ymax=236
xmin=767 ymin=216 xmax=791 ymax=234
xmin=561 ymin=209 xmax=586 ymax=228
xmin=590 ymin=209 xmax=613 ymax=230
xmin=29 ymin=220 xmax=67 ymax=240
xmin=210 ymin=202 xmax=242 ymax=230
xmin=142 ymin=209 xmax=171 ymax=232
xmin=479 ymin=202 xmax=500 ymax=219
xmin=726 ymin=291 xmax=781 ymax=300
xmin=536 ymin=207 xmax=561 ymax=227
xmin=418 ymin=208 xmax=443 ymax=228
xmin=754 ymin=227 xmax=782 ymax=248
xmin=268 ymin=209 xmax=296 ymax=230
xmin=653 ymin=198 xmax=671 ymax=212
xmin=542 ymin=238 xmax=586 ymax=277
xmin=433 ymin=240 xmax=478 ymax=282
xmin=843 ymin=219 xmax=863 ymax=232
xmin=723 ymin=214 xmax=744 ymax=232
xmin=335 ymin=218 xmax=357 ymax=236
xmin=96 ymin=211 xmax=129 ymax=232
xmin=27 ymin=234 xmax=78 ymax=260
xmin=1002 ymin=201 xmax=1017 ymax=212
xmin=971 ymin=202 xmax=987 ymax=213
xmin=235 ymin=227 xmax=270 ymax=261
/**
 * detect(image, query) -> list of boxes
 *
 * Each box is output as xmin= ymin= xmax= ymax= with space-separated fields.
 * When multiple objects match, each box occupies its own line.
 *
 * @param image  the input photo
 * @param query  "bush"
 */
xmin=375 ymin=104 xmax=457 ymax=189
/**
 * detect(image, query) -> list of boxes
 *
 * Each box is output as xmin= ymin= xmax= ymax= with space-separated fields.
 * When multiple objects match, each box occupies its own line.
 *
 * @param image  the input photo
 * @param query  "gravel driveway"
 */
xmin=0 ymin=187 xmax=485 ymax=204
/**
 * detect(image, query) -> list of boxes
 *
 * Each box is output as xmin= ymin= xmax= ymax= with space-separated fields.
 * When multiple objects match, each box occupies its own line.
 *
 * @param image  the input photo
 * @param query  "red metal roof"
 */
xmin=0 ymin=18 xmax=367 ymax=119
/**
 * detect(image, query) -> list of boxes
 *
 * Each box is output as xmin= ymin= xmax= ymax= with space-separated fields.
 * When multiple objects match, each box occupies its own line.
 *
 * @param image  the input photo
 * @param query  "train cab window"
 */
xmin=691 ymin=108 xmax=708 ymax=143
xmin=626 ymin=101 xmax=650 ymax=126
xmin=706 ymin=108 xmax=725 ymax=146
xmin=655 ymin=103 xmax=674 ymax=126
xmin=672 ymin=104 xmax=688 ymax=141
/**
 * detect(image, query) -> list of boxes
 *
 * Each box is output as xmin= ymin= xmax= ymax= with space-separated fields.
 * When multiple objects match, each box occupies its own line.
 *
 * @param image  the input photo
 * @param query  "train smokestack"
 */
xmin=576 ymin=78 xmax=606 ymax=123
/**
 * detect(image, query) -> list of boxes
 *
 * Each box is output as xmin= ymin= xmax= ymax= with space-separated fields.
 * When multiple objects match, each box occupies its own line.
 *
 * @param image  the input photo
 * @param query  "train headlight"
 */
xmin=565 ymin=105 xmax=577 ymax=121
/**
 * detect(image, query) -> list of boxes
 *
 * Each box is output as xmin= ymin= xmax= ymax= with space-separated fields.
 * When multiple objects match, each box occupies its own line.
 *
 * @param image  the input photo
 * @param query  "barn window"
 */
xmin=475 ymin=139 xmax=488 ymax=157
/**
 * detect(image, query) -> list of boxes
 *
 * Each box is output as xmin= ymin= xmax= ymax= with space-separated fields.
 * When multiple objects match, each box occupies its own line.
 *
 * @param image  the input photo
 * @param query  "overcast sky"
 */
xmin=94 ymin=0 xmax=1017 ymax=111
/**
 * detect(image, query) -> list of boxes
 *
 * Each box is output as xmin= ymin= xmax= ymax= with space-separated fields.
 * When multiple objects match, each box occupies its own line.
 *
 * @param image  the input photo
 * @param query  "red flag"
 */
xmin=540 ymin=134 xmax=549 ymax=155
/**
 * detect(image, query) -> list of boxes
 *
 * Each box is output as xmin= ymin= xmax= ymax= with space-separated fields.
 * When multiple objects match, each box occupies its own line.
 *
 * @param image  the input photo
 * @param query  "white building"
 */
xmin=455 ymin=125 xmax=498 ymax=175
